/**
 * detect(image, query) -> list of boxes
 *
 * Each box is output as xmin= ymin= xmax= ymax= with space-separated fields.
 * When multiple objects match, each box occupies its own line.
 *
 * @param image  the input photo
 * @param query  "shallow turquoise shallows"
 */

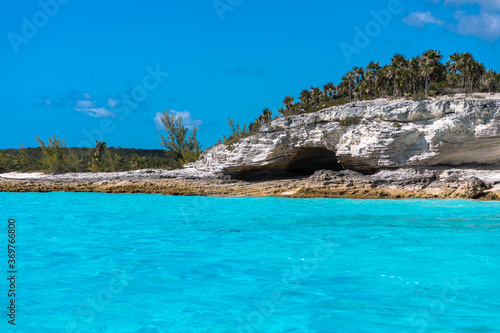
xmin=1 ymin=192 xmax=500 ymax=333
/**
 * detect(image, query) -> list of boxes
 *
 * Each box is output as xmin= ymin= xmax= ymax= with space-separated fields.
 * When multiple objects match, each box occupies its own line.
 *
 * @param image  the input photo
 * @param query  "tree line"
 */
xmin=0 ymin=111 xmax=203 ymax=174
xmin=2 ymin=50 xmax=498 ymax=174
xmin=278 ymin=50 xmax=498 ymax=116
xmin=221 ymin=50 xmax=499 ymax=145
xmin=0 ymin=138 xmax=175 ymax=174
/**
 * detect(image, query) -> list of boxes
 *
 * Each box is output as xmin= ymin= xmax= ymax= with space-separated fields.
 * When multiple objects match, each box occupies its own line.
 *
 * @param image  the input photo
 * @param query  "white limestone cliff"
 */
xmin=191 ymin=96 xmax=500 ymax=175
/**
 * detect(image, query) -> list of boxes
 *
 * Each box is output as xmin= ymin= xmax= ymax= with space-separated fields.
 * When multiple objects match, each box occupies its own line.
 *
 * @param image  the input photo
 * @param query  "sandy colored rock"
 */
xmin=1 ymin=166 xmax=499 ymax=200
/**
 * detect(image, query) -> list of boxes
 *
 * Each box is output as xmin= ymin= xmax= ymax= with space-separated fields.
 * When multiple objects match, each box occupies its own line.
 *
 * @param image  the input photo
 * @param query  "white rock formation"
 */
xmin=191 ymin=97 xmax=500 ymax=175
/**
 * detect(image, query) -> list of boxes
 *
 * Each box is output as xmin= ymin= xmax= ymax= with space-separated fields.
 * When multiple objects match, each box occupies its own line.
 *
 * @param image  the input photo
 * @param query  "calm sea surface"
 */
xmin=1 ymin=192 xmax=499 ymax=332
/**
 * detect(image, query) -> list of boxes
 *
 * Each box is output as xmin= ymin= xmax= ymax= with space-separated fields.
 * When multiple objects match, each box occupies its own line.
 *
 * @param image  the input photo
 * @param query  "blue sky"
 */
xmin=1 ymin=0 xmax=499 ymax=149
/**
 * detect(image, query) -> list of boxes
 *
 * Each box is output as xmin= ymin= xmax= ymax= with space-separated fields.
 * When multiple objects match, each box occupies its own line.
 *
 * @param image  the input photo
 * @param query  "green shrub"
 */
xmin=412 ymin=92 xmax=427 ymax=102
xmin=0 ymin=153 xmax=12 ymax=173
xmin=158 ymin=111 xmax=202 ymax=167
xmin=36 ymin=135 xmax=69 ymax=174
xmin=66 ymin=152 xmax=86 ymax=172
xmin=302 ymin=97 xmax=351 ymax=114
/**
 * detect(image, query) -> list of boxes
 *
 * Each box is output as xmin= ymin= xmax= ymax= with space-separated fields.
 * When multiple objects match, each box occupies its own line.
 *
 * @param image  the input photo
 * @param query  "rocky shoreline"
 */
xmin=1 ymin=166 xmax=499 ymax=200
xmin=4 ymin=96 xmax=500 ymax=200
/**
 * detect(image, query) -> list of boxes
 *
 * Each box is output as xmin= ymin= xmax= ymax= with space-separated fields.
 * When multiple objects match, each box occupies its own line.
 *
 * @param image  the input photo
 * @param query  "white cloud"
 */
xmin=403 ymin=1 xmax=500 ymax=42
xmin=420 ymin=0 xmax=500 ymax=41
xmin=75 ymin=107 xmax=116 ymax=118
xmin=403 ymin=11 xmax=446 ymax=28
xmin=154 ymin=110 xmax=203 ymax=131
xmin=454 ymin=10 xmax=500 ymax=41
xmin=83 ymin=92 xmax=91 ymax=99
xmin=75 ymin=99 xmax=95 ymax=109
xmin=74 ymin=98 xmax=117 ymax=118
xmin=444 ymin=0 xmax=500 ymax=11
xmin=108 ymin=98 xmax=118 ymax=108
xmin=153 ymin=112 xmax=163 ymax=130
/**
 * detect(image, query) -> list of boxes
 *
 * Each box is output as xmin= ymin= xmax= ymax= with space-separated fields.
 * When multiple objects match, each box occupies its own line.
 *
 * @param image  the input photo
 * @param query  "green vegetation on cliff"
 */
xmin=278 ymin=50 xmax=498 ymax=117
xmin=220 ymin=50 xmax=499 ymax=146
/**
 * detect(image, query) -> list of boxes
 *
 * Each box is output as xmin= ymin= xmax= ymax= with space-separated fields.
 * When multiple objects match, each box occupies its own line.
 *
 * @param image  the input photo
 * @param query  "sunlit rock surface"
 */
xmin=191 ymin=97 xmax=500 ymax=175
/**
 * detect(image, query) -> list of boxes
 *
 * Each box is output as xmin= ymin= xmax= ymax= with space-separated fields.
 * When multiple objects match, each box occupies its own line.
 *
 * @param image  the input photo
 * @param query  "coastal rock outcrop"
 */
xmin=191 ymin=97 xmax=500 ymax=176
xmin=2 ymin=96 xmax=500 ymax=200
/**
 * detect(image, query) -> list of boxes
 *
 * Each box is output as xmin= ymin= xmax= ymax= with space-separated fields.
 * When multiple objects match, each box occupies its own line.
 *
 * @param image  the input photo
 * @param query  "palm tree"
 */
xmin=366 ymin=61 xmax=381 ymax=74
xmin=386 ymin=64 xmax=398 ymax=97
xmin=390 ymin=54 xmax=407 ymax=97
xmin=484 ymin=70 xmax=498 ymax=93
xmin=365 ymin=61 xmax=381 ymax=96
xmin=460 ymin=52 xmax=474 ymax=92
xmin=337 ymin=81 xmax=347 ymax=99
xmin=448 ymin=52 xmax=461 ymax=75
xmin=93 ymin=140 xmax=108 ymax=161
xmin=356 ymin=79 xmax=371 ymax=97
xmin=130 ymin=154 xmax=146 ymax=169
xmin=88 ymin=140 xmax=108 ymax=171
xmin=353 ymin=67 xmax=365 ymax=85
xmin=408 ymin=57 xmax=420 ymax=95
xmin=283 ymin=96 xmax=294 ymax=110
xmin=311 ymin=87 xmax=322 ymax=104
xmin=454 ymin=52 xmax=484 ymax=93
xmin=299 ymin=89 xmax=312 ymax=105
xmin=448 ymin=52 xmax=468 ymax=90
xmin=396 ymin=69 xmax=409 ymax=96
xmin=376 ymin=66 xmax=391 ymax=96
xmin=323 ymin=82 xmax=336 ymax=100
xmin=251 ymin=50 xmax=498 ymax=121
xmin=343 ymin=71 xmax=356 ymax=101
xmin=446 ymin=72 xmax=460 ymax=89
xmin=277 ymin=107 xmax=288 ymax=116
xmin=470 ymin=61 xmax=486 ymax=94
xmin=261 ymin=108 xmax=273 ymax=123
xmin=420 ymin=50 xmax=442 ymax=97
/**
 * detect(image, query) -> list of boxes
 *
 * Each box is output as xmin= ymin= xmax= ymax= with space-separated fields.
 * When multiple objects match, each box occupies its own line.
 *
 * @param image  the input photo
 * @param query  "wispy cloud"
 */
xmin=154 ymin=110 xmax=203 ymax=131
xmin=31 ymin=95 xmax=67 ymax=109
xmin=74 ymin=98 xmax=115 ymax=117
xmin=443 ymin=0 xmax=500 ymax=11
xmin=403 ymin=11 xmax=445 ymax=28
xmin=404 ymin=0 xmax=500 ymax=42
xmin=108 ymin=98 xmax=118 ymax=107
xmin=226 ymin=67 xmax=266 ymax=76
xmin=75 ymin=99 xmax=95 ymax=109
xmin=454 ymin=10 xmax=500 ymax=42
xmin=75 ymin=107 xmax=116 ymax=118
xmin=30 ymin=89 xmax=153 ymax=118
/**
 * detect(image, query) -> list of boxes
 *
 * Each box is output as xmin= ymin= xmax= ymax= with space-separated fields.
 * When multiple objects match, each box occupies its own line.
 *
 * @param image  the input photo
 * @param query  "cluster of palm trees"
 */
xmin=222 ymin=50 xmax=499 ymax=146
xmin=278 ymin=50 xmax=499 ymax=116
xmin=222 ymin=108 xmax=274 ymax=145
xmin=244 ymin=108 xmax=273 ymax=133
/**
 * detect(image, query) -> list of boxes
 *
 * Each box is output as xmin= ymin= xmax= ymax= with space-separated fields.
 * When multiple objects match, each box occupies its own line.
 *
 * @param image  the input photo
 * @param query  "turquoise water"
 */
xmin=1 ymin=192 xmax=500 ymax=332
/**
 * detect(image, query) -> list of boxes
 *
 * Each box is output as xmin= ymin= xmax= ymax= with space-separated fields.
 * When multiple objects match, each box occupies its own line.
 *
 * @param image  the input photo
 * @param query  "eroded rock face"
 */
xmin=450 ymin=177 xmax=488 ymax=198
xmin=191 ymin=98 xmax=500 ymax=175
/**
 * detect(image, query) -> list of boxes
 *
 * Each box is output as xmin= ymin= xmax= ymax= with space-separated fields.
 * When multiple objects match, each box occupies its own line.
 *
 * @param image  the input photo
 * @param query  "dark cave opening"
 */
xmin=285 ymin=147 xmax=344 ymax=175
